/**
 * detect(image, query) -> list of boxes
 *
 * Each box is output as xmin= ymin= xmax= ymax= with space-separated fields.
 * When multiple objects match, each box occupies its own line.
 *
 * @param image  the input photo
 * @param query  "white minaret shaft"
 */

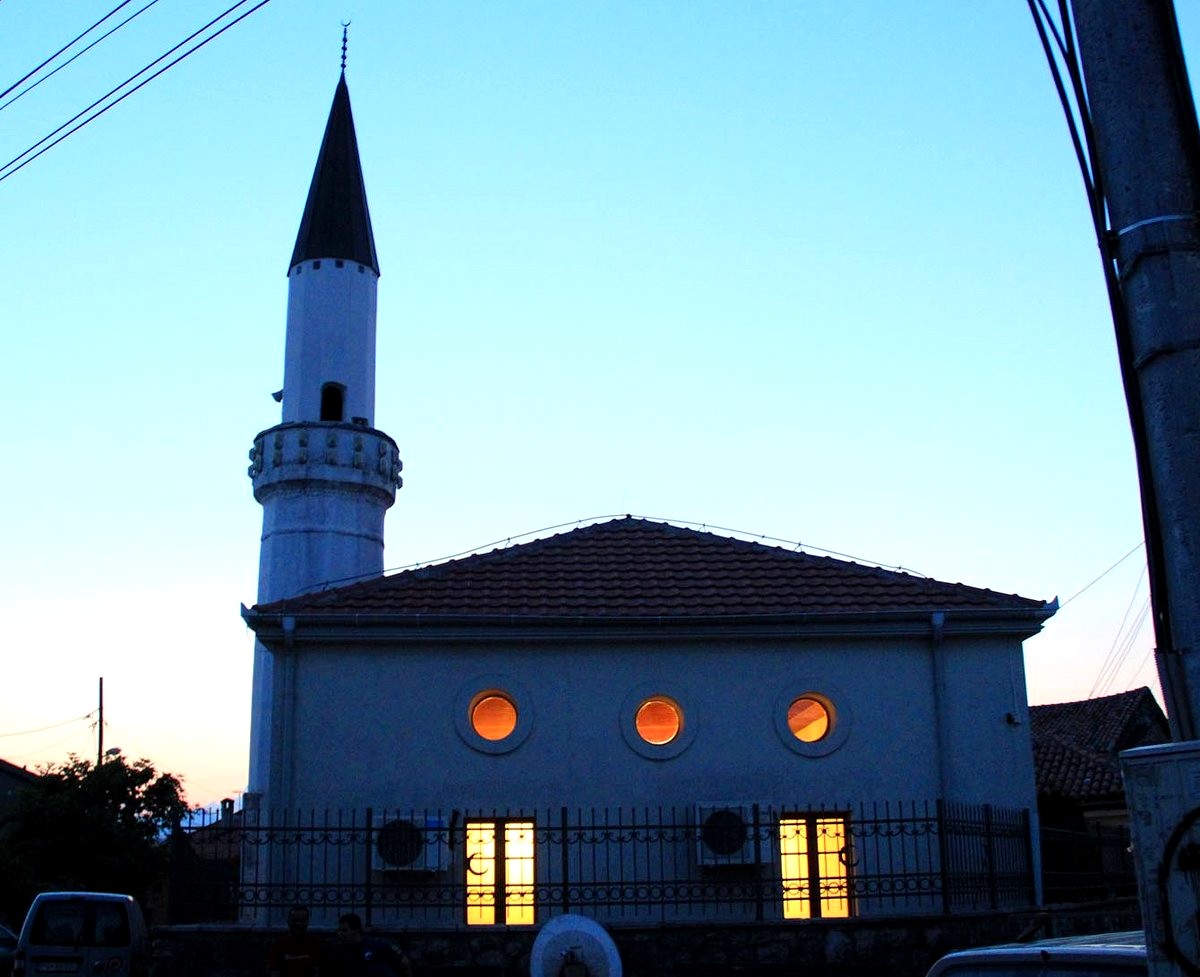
xmin=246 ymin=73 xmax=401 ymax=802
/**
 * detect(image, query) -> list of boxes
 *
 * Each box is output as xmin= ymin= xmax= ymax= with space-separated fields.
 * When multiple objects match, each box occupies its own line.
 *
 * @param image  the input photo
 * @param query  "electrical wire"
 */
xmin=0 ymin=711 xmax=96 ymax=738
xmin=1091 ymin=577 xmax=1151 ymax=698
xmin=0 ymin=0 xmax=273 ymax=185
xmin=0 ymin=0 xmax=165 ymax=116
xmin=0 ymin=0 xmax=136 ymax=102
xmin=1061 ymin=541 xmax=1145 ymax=607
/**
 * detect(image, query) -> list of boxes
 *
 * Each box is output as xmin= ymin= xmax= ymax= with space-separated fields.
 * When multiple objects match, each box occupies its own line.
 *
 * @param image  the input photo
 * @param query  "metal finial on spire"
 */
xmin=340 ymin=20 xmax=350 ymax=73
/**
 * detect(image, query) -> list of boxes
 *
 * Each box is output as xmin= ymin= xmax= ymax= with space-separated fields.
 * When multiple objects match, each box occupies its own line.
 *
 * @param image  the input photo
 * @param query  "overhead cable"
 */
xmin=0 ymin=0 xmax=273 ymax=184
xmin=0 ymin=710 xmax=96 ymax=738
xmin=0 ymin=0 xmax=165 ymax=116
xmin=0 ymin=0 xmax=136 ymax=102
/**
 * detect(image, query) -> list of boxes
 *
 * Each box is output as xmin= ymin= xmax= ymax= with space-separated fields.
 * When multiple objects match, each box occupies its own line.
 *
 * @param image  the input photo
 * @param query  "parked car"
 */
xmin=926 ymin=931 xmax=1147 ymax=977
xmin=0 ymin=923 xmax=16 ymax=977
xmin=13 ymin=892 xmax=149 ymax=977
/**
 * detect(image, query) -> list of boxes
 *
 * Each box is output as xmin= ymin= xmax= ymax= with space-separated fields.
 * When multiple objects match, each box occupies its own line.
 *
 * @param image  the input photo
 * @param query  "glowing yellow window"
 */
xmin=465 ymin=820 xmax=536 ymax=926
xmin=635 ymin=696 xmax=682 ymax=745
xmin=787 ymin=696 xmax=831 ymax=743
xmin=471 ymin=692 xmax=518 ymax=741
xmin=779 ymin=815 xmax=851 ymax=919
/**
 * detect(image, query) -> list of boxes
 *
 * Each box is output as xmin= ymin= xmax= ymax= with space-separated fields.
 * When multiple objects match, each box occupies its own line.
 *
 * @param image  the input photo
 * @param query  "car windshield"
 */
xmin=30 ymin=902 xmax=129 ymax=947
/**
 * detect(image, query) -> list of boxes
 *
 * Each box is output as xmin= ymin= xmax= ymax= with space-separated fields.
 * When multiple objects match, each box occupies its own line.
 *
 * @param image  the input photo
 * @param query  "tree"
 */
xmin=0 ymin=754 xmax=189 ymax=924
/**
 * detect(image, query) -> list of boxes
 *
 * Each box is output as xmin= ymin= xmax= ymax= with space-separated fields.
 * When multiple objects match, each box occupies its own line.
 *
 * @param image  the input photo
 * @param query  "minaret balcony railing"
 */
xmin=249 ymin=421 xmax=401 ymax=499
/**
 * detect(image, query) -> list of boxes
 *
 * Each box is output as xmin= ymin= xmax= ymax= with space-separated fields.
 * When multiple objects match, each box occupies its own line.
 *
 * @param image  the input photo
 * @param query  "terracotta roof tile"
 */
xmin=255 ymin=516 xmax=1051 ymax=620
xmin=1030 ymin=688 xmax=1169 ymax=801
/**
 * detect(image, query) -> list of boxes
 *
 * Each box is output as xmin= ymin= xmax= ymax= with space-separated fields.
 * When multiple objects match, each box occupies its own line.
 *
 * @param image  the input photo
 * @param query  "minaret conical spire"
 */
xmin=289 ymin=73 xmax=379 ymax=274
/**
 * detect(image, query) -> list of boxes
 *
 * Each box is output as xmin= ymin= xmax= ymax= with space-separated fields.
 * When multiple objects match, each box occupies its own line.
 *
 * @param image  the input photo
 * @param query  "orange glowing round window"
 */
xmin=787 ymin=696 xmax=831 ymax=742
xmin=635 ymin=696 xmax=683 ymax=745
xmin=471 ymin=693 xmax=518 ymax=741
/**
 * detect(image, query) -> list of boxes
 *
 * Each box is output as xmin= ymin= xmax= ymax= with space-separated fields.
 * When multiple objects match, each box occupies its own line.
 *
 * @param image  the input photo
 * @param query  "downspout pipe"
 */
xmin=930 ymin=612 xmax=949 ymax=801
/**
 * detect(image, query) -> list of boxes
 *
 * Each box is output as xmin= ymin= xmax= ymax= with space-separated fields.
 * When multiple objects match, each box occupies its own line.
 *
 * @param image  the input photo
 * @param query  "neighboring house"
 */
xmin=230 ymin=68 xmax=1058 ymax=930
xmin=0 ymin=758 xmax=36 ymax=818
xmin=1031 ymin=687 xmax=1169 ymax=829
xmin=1031 ymin=687 xmax=1169 ymax=903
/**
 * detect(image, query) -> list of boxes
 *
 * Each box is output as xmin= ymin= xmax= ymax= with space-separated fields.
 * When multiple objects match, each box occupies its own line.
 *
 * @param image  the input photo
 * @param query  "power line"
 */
xmin=1061 ymin=540 xmax=1145 ymax=607
xmin=0 ymin=1 xmax=136 ymax=101
xmin=0 ymin=0 xmax=273 ymax=185
xmin=1090 ymin=564 xmax=1151 ymax=698
xmin=0 ymin=0 xmax=165 ymax=116
xmin=0 ymin=710 xmax=96 ymax=738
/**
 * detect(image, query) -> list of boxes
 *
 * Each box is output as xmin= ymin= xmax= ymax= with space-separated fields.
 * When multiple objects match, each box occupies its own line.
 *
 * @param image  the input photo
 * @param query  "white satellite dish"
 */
xmin=529 ymin=913 xmax=622 ymax=977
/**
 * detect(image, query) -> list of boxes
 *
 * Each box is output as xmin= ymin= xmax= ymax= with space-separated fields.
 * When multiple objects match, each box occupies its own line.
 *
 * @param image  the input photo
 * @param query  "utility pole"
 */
xmin=97 ymin=676 xmax=104 ymax=766
xmin=1069 ymin=0 xmax=1200 ymax=739
xmin=1050 ymin=5 xmax=1200 ymax=977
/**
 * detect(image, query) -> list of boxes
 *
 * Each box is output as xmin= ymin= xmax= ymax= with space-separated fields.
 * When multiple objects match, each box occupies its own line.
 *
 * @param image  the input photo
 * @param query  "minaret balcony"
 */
xmin=249 ymin=421 xmax=401 ymax=502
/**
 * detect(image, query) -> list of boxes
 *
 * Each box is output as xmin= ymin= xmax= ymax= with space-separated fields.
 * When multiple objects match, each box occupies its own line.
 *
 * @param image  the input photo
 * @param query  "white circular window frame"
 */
xmin=774 ymin=682 xmax=851 ymax=758
xmin=455 ymin=674 xmax=534 ymax=755
xmin=620 ymin=683 xmax=697 ymax=760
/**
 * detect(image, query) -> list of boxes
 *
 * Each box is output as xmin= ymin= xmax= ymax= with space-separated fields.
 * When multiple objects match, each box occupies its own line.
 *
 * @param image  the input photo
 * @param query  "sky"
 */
xmin=0 ymin=1 xmax=1194 ymax=809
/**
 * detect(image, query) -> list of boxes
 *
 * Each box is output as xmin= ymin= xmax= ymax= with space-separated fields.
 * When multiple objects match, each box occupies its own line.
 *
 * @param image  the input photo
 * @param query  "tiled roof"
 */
xmin=1033 ymin=735 xmax=1125 ymax=799
xmin=253 ymin=516 xmax=1052 ymax=621
xmin=1030 ymin=688 xmax=1169 ymax=801
xmin=1031 ymin=687 xmax=1168 ymax=756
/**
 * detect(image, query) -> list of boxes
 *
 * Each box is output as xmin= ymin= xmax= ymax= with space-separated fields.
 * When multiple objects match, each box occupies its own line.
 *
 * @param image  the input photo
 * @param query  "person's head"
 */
xmin=337 ymin=913 xmax=364 ymax=944
xmin=287 ymin=906 xmax=310 ymax=936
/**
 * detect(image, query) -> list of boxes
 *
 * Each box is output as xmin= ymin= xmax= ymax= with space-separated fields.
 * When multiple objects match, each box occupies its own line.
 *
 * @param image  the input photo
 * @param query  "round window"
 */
xmin=635 ymin=696 xmax=683 ymax=745
xmin=471 ymin=692 xmax=518 ymax=741
xmin=774 ymin=684 xmax=850 ymax=757
xmin=787 ymin=696 xmax=831 ymax=742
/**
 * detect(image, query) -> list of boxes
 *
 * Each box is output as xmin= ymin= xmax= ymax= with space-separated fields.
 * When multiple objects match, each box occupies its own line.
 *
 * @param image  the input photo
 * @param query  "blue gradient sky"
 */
xmin=1 ymin=2 xmax=1194 ymax=806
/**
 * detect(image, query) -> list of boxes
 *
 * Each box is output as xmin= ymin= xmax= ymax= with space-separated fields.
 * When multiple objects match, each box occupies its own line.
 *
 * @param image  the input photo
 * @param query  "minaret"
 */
xmin=246 ymin=69 xmax=402 ymax=801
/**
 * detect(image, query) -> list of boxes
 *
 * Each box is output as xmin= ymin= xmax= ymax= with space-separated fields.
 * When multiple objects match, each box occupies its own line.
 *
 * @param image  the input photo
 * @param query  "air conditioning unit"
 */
xmin=695 ymin=803 xmax=770 ymax=866
xmin=371 ymin=814 xmax=449 ymax=873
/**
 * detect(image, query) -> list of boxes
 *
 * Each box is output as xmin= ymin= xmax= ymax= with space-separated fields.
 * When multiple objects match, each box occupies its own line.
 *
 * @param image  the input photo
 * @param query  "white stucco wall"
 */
xmin=282 ymin=259 xmax=378 ymax=426
xmin=272 ymin=629 xmax=1037 ymax=814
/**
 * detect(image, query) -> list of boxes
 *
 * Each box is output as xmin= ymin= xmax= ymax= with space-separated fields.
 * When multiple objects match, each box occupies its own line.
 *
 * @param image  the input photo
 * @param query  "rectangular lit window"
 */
xmin=465 ymin=819 xmax=536 ymax=926
xmin=779 ymin=815 xmax=851 ymax=919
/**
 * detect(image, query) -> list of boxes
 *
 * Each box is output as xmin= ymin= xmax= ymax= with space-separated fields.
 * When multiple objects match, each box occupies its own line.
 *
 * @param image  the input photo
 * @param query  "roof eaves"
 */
xmin=242 ymin=602 xmax=1056 ymax=647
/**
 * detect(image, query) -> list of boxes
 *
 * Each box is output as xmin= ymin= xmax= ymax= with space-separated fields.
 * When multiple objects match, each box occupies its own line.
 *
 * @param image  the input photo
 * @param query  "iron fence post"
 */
xmin=752 ymin=803 xmax=764 ymax=922
xmin=365 ymin=807 xmax=374 ymax=928
xmin=561 ymin=807 xmax=571 ymax=914
xmin=937 ymin=799 xmax=952 ymax=914
xmin=1023 ymin=807 xmax=1037 ymax=907
xmin=984 ymin=804 xmax=998 ymax=910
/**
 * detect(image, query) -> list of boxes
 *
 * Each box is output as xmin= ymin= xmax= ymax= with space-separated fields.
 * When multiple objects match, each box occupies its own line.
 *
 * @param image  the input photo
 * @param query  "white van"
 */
xmin=925 ymin=931 xmax=1147 ymax=977
xmin=13 ymin=892 xmax=150 ymax=977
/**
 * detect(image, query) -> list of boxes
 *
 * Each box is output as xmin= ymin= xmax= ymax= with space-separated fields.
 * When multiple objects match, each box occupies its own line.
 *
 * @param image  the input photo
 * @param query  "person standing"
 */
xmin=268 ymin=905 xmax=324 ymax=977
xmin=327 ymin=913 xmax=410 ymax=977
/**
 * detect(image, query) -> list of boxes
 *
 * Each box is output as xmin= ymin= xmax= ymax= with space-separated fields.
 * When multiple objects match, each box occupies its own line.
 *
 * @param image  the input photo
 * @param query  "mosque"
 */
xmin=239 ymin=68 xmax=1056 ymax=929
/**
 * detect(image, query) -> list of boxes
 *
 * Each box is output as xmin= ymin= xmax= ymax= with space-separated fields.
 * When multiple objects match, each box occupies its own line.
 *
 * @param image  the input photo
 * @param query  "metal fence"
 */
xmin=1040 ymin=822 xmax=1137 ymax=904
xmin=168 ymin=800 xmax=1034 ymax=927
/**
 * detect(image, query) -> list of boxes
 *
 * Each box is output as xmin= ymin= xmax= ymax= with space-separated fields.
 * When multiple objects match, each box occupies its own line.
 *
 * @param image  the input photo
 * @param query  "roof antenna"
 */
xmin=340 ymin=20 xmax=350 ymax=74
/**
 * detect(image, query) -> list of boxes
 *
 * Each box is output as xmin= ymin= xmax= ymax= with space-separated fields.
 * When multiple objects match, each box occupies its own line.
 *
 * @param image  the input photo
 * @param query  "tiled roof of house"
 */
xmin=1032 ymin=734 xmax=1125 ymax=799
xmin=1030 ymin=688 xmax=1169 ymax=800
xmin=254 ymin=516 xmax=1052 ymax=621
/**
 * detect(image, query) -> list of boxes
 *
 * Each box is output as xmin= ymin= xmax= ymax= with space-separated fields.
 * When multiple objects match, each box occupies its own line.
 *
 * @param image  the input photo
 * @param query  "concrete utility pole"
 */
xmin=1070 ymin=0 xmax=1200 ymax=739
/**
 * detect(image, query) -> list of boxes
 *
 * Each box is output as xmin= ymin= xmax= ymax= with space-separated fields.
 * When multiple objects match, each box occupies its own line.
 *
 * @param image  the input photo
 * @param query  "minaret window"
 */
xmin=320 ymin=383 xmax=346 ymax=421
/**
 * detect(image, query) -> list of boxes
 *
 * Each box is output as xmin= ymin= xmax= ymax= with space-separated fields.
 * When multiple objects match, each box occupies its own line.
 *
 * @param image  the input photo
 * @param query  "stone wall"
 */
xmin=151 ymin=901 xmax=1141 ymax=977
